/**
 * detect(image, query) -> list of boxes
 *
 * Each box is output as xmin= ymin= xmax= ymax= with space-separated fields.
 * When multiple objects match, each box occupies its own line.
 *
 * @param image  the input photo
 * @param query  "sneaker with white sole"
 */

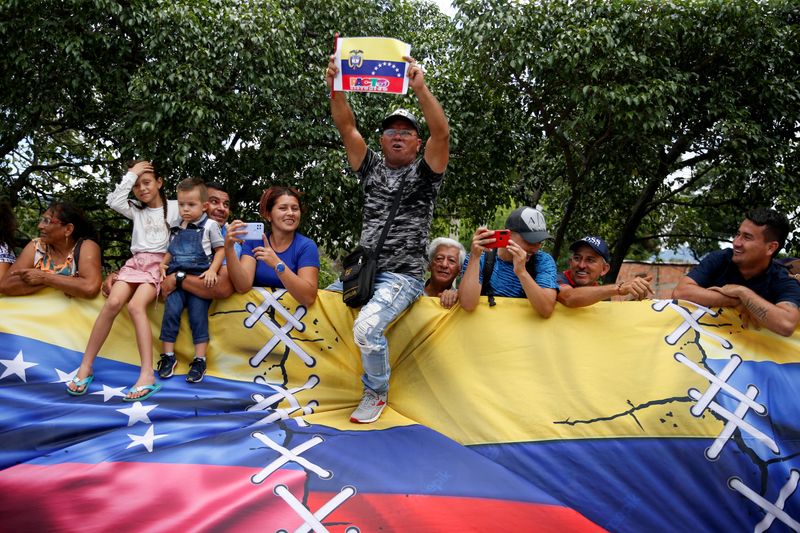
xmin=156 ymin=353 xmax=177 ymax=379
xmin=350 ymin=388 xmax=387 ymax=424
xmin=186 ymin=357 xmax=207 ymax=383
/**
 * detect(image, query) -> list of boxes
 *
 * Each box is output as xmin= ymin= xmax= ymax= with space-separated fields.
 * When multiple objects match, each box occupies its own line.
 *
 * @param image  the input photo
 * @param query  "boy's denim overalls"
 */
xmin=160 ymin=217 xmax=212 ymax=345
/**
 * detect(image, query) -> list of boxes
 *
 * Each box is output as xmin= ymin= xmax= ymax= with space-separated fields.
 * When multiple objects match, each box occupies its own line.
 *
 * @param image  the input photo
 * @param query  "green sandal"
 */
xmin=123 ymin=382 xmax=162 ymax=402
xmin=66 ymin=375 xmax=94 ymax=396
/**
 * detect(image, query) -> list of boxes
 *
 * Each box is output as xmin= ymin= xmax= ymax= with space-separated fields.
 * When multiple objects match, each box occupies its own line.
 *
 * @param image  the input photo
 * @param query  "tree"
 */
xmin=451 ymin=0 xmax=800 ymax=278
xmin=1 ymin=0 xmax=454 ymax=267
xmin=8 ymin=0 xmax=796 ymax=277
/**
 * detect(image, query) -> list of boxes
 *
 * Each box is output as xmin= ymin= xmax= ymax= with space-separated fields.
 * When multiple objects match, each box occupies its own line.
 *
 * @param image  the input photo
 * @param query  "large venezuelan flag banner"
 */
xmin=1 ymin=288 xmax=799 ymax=532
xmin=333 ymin=36 xmax=411 ymax=94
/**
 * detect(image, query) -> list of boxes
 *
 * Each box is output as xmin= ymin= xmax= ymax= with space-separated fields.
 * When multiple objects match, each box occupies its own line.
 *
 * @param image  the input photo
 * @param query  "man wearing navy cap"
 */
xmin=325 ymin=54 xmax=449 ymax=423
xmin=459 ymin=206 xmax=559 ymax=317
xmin=557 ymin=236 xmax=653 ymax=307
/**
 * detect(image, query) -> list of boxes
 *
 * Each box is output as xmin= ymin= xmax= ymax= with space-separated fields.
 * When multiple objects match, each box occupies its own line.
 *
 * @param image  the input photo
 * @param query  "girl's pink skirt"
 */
xmin=116 ymin=252 xmax=165 ymax=287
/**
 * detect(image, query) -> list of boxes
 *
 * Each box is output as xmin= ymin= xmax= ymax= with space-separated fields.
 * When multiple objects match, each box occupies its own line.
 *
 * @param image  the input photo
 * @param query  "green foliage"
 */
xmin=2 ymin=0 xmax=798 ymax=278
xmin=453 ymin=0 xmax=800 ymax=277
xmin=317 ymin=252 xmax=339 ymax=289
xmin=0 ymin=0 xmax=453 ymax=269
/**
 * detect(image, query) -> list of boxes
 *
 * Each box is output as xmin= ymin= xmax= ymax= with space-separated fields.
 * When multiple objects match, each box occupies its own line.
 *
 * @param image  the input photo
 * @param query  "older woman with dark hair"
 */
xmin=225 ymin=186 xmax=319 ymax=306
xmin=0 ymin=201 xmax=102 ymax=298
xmin=0 ymin=201 xmax=17 ymax=281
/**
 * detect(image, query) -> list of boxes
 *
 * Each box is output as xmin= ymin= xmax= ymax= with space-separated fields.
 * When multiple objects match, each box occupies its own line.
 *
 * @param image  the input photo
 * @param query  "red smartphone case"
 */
xmin=485 ymin=230 xmax=510 ymax=248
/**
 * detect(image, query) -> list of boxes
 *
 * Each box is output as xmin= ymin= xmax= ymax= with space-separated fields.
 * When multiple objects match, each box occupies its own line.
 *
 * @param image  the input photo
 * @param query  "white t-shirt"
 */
xmin=106 ymin=171 xmax=180 ymax=254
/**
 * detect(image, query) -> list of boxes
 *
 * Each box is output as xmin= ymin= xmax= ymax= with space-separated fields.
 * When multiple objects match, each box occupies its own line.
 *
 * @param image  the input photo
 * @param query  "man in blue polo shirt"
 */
xmin=673 ymin=208 xmax=800 ymax=337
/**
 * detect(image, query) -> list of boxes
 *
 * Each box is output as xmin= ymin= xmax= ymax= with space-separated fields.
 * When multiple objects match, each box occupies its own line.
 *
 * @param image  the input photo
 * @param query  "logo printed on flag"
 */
xmin=348 ymin=49 xmax=364 ymax=69
xmin=334 ymin=37 xmax=411 ymax=95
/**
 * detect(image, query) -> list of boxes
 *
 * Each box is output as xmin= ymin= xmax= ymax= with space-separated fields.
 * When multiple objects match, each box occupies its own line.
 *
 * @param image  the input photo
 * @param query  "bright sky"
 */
xmin=430 ymin=0 xmax=455 ymax=16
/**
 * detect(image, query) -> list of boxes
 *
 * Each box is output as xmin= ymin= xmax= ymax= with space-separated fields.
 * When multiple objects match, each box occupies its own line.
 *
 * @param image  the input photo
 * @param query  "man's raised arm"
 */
xmin=326 ymin=55 xmax=367 ymax=171
xmin=403 ymin=56 xmax=449 ymax=174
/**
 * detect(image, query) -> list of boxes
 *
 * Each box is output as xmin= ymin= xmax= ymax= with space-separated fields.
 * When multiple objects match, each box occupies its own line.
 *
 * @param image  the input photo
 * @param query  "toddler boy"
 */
xmin=157 ymin=177 xmax=224 ymax=383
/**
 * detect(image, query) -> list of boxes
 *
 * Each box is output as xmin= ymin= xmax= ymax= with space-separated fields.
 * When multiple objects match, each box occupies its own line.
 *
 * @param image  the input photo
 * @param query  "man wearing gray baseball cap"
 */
xmin=557 ymin=235 xmax=653 ymax=307
xmin=459 ymin=206 xmax=559 ymax=317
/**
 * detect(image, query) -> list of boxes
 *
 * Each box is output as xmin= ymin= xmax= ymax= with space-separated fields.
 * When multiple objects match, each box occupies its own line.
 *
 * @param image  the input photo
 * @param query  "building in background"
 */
xmin=615 ymin=261 xmax=697 ymax=301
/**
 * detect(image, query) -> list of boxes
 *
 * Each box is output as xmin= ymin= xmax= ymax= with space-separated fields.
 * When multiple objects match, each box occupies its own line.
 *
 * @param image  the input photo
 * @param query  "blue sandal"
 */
xmin=123 ymin=382 xmax=162 ymax=402
xmin=66 ymin=375 xmax=94 ymax=396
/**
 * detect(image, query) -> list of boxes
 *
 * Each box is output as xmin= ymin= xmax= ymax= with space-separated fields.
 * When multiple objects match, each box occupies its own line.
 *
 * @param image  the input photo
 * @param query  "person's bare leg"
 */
xmin=69 ymin=281 xmax=134 ymax=393
xmin=125 ymin=283 xmax=159 ymax=399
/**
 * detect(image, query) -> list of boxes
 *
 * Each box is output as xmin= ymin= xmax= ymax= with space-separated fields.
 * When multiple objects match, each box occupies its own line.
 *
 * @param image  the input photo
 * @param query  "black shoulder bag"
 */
xmin=341 ymin=174 xmax=408 ymax=308
xmin=480 ymin=249 xmax=498 ymax=307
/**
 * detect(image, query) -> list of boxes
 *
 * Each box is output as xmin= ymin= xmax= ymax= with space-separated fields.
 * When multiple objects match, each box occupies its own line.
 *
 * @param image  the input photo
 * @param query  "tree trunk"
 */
xmin=605 ymin=170 xmax=664 ymax=283
xmin=552 ymin=189 xmax=580 ymax=260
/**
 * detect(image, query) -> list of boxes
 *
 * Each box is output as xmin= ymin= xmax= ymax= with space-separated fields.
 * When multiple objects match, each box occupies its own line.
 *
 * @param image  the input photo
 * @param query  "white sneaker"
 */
xmin=350 ymin=388 xmax=387 ymax=424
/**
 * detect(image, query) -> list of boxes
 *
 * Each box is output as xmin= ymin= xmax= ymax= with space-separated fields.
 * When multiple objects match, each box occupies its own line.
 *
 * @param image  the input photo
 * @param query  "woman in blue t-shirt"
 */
xmin=224 ymin=186 xmax=319 ymax=306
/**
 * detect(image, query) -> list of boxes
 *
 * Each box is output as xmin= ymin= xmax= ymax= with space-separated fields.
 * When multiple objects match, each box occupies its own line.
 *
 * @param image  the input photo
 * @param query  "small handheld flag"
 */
xmin=333 ymin=36 xmax=411 ymax=95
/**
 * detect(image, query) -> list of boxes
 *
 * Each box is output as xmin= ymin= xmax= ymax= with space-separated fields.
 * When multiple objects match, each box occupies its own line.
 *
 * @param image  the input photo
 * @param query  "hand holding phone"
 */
xmin=484 ymin=229 xmax=511 ymax=248
xmin=241 ymin=222 xmax=264 ymax=241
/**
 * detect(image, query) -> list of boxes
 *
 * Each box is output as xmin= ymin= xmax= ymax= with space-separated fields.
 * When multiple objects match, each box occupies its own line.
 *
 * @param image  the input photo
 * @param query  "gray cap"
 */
xmin=382 ymin=109 xmax=421 ymax=134
xmin=505 ymin=206 xmax=553 ymax=244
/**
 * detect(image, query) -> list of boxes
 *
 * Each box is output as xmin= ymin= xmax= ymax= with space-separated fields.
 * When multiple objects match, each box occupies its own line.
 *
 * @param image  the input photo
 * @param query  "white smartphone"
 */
xmin=242 ymin=222 xmax=264 ymax=240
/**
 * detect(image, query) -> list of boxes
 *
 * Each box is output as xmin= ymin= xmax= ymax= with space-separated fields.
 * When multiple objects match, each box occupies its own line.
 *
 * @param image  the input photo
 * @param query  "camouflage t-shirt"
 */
xmin=357 ymin=149 xmax=445 ymax=279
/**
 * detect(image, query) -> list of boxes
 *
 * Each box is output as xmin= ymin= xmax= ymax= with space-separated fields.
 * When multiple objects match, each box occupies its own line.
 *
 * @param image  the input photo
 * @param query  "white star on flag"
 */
xmin=53 ymin=367 xmax=78 ymax=384
xmin=92 ymin=385 xmax=127 ymax=402
xmin=126 ymin=425 xmax=167 ymax=453
xmin=0 ymin=351 xmax=38 ymax=382
xmin=117 ymin=401 xmax=157 ymax=426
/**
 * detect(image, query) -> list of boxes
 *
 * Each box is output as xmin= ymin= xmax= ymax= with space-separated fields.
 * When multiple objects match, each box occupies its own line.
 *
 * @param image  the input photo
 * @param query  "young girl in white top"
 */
xmin=67 ymin=161 xmax=179 ymax=401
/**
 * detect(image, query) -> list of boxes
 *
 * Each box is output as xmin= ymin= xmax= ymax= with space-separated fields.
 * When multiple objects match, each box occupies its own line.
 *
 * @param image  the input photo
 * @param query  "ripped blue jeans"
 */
xmin=327 ymin=272 xmax=424 ymax=394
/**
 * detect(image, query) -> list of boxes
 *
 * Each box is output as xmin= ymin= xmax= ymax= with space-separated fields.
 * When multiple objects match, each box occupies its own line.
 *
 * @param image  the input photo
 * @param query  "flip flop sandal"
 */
xmin=123 ymin=382 xmax=162 ymax=402
xmin=66 ymin=375 xmax=94 ymax=396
